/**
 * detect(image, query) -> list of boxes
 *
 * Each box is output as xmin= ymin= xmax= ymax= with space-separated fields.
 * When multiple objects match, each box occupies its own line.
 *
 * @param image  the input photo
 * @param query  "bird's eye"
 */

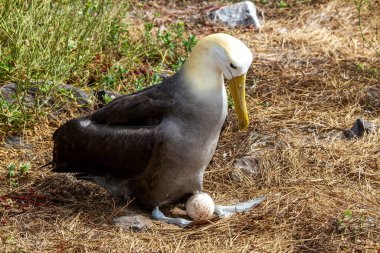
xmin=230 ymin=63 xmax=237 ymax=69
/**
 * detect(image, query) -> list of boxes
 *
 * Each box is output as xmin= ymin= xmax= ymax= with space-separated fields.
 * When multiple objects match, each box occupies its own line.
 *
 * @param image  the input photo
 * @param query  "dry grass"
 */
xmin=1 ymin=0 xmax=380 ymax=252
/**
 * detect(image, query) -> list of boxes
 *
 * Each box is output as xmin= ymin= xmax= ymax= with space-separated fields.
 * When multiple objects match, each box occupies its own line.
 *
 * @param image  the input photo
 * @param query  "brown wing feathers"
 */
xmin=90 ymin=90 xmax=173 ymax=126
xmin=52 ymin=85 xmax=173 ymax=179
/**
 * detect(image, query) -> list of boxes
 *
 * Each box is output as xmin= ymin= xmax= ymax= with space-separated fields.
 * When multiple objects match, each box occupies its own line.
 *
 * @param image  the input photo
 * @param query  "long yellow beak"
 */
xmin=228 ymin=74 xmax=249 ymax=130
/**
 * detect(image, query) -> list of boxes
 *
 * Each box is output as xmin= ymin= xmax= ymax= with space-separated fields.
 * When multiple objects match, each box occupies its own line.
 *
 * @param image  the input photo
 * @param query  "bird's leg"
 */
xmin=152 ymin=195 xmax=266 ymax=228
xmin=214 ymin=195 xmax=266 ymax=218
xmin=152 ymin=207 xmax=192 ymax=228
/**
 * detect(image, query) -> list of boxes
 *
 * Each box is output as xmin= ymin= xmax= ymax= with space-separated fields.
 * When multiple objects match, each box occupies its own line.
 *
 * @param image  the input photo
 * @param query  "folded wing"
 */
xmin=52 ymin=85 xmax=174 ymax=179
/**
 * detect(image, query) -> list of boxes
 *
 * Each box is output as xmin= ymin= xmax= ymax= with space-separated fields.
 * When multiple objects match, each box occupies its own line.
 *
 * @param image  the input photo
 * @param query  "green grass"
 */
xmin=0 ymin=0 xmax=197 ymax=137
xmin=0 ymin=0 xmax=113 ymax=84
xmin=277 ymin=0 xmax=288 ymax=8
xmin=354 ymin=0 xmax=380 ymax=56
xmin=7 ymin=162 xmax=30 ymax=188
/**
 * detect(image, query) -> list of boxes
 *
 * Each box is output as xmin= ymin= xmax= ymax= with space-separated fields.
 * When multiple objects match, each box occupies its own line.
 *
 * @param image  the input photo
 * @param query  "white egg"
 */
xmin=186 ymin=192 xmax=215 ymax=220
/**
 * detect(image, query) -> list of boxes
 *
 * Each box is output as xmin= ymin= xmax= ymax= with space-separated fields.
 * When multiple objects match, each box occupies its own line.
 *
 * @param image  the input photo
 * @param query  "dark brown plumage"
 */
xmin=52 ymin=33 xmax=253 ymax=210
xmin=52 ymin=69 xmax=219 ymax=208
xmin=53 ymin=77 xmax=176 ymax=177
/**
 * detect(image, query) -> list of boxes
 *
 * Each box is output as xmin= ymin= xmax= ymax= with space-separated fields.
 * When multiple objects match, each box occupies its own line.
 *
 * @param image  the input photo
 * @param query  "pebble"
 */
xmin=343 ymin=118 xmax=377 ymax=139
xmin=113 ymin=215 xmax=153 ymax=231
xmin=208 ymin=1 xmax=261 ymax=28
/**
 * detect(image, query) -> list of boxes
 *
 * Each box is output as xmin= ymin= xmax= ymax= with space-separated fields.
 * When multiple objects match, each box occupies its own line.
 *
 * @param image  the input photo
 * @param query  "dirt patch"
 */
xmin=1 ymin=0 xmax=379 ymax=252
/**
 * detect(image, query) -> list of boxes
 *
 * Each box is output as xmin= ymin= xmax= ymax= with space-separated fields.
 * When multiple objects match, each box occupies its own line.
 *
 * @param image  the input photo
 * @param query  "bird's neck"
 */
xmin=179 ymin=51 xmax=228 ymax=128
xmin=182 ymin=51 xmax=224 ymax=96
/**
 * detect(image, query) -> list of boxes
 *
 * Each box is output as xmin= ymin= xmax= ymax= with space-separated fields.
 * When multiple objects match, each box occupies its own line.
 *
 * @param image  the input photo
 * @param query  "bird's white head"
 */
xmin=184 ymin=33 xmax=253 ymax=130
xmin=200 ymin=33 xmax=253 ymax=80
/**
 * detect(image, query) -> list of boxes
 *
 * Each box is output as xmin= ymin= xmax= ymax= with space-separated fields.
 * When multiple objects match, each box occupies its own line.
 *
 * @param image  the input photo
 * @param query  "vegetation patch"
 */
xmin=0 ymin=0 xmax=197 ymax=137
xmin=0 ymin=0 xmax=379 ymax=252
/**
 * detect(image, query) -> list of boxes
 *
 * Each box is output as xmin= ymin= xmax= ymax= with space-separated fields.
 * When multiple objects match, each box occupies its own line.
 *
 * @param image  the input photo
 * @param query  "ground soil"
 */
xmin=1 ymin=1 xmax=379 ymax=252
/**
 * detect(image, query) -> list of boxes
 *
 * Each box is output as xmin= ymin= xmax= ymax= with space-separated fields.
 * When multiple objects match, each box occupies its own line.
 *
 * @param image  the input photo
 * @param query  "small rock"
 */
xmin=159 ymin=25 xmax=166 ymax=34
xmin=158 ymin=73 xmax=170 ymax=79
xmin=0 ymin=83 xmax=17 ymax=102
xmin=231 ymin=155 xmax=260 ymax=181
xmin=208 ymin=1 xmax=261 ymax=28
xmin=1 ymin=82 xmax=92 ymax=109
xmin=57 ymin=84 xmax=92 ymax=107
xmin=4 ymin=135 xmax=33 ymax=149
xmin=0 ymin=83 xmax=35 ymax=107
xmin=277 ymin=27 xmax=288 ymax=34
xmin=343 ymin=118 xmax=377 ymax=139
xmin=6 ymin=135 xmax=22 ymax=146
xmin=307 ymin=12 xmax=332 ymax=26
xmin=362 ymin=86 xmax=380 ymax=109
xmin=113 ymin=215 xmax=153 ymax=231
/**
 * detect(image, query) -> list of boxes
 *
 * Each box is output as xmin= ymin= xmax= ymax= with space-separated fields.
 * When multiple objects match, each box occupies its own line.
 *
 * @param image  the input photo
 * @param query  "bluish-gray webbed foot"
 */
xmin=214 ymin=195 xmax=266 ymax=218
xmin=152 ymin=195 xmax=266 ymax=228
xmin=152 ymin=207 xmax=192 ymax=228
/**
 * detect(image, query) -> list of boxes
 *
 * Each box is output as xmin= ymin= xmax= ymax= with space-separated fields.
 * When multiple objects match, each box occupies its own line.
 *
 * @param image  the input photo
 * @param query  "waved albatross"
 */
xmin=52 ymin=33 xmax=265 ymax=227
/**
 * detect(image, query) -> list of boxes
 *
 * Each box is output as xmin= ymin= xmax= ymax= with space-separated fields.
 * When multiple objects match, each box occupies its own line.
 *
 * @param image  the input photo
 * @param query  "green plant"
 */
xmin=7 ymin=163 xmax=16 ymax=178
xmin=7 ymin=162 xmax=30 ymax=188
xmin=278 ymin=0 xmax=289 ymax=8
xmin=337 ymin=210 xmax=354 ymax=231
xmin=355 ymin=62 xmax=380 ymax=78
xmin=19 ymin=162 xmax=30 ymax=176
xmin=0 ymin=0 xmax=113 ymax=83
xmin=343 ymin=210 xmax=353 ymax=219
xmin=0 ymin=0 xmax=197 ymax=137
xmin=0 ymin=0 xmax=130 ymax=136
xmin=354 ymin=0 xmax=379 ymax=56
xmin=102 ymin=93 xmax=114 ymax=104
xmin=227 ymin=94 xmax=234 ymax=109
xmin=0 ymin=55 xmax=13 ymax=80
xmin=356 ymin=62 xmax=365 ymax=71
xmin=156 ymin=21 xmax=198 ymax=70
xmin=0 ymin=95 xmax=28 ymax=135
xmin=99 ymin=20 xmax=197 ymax=92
